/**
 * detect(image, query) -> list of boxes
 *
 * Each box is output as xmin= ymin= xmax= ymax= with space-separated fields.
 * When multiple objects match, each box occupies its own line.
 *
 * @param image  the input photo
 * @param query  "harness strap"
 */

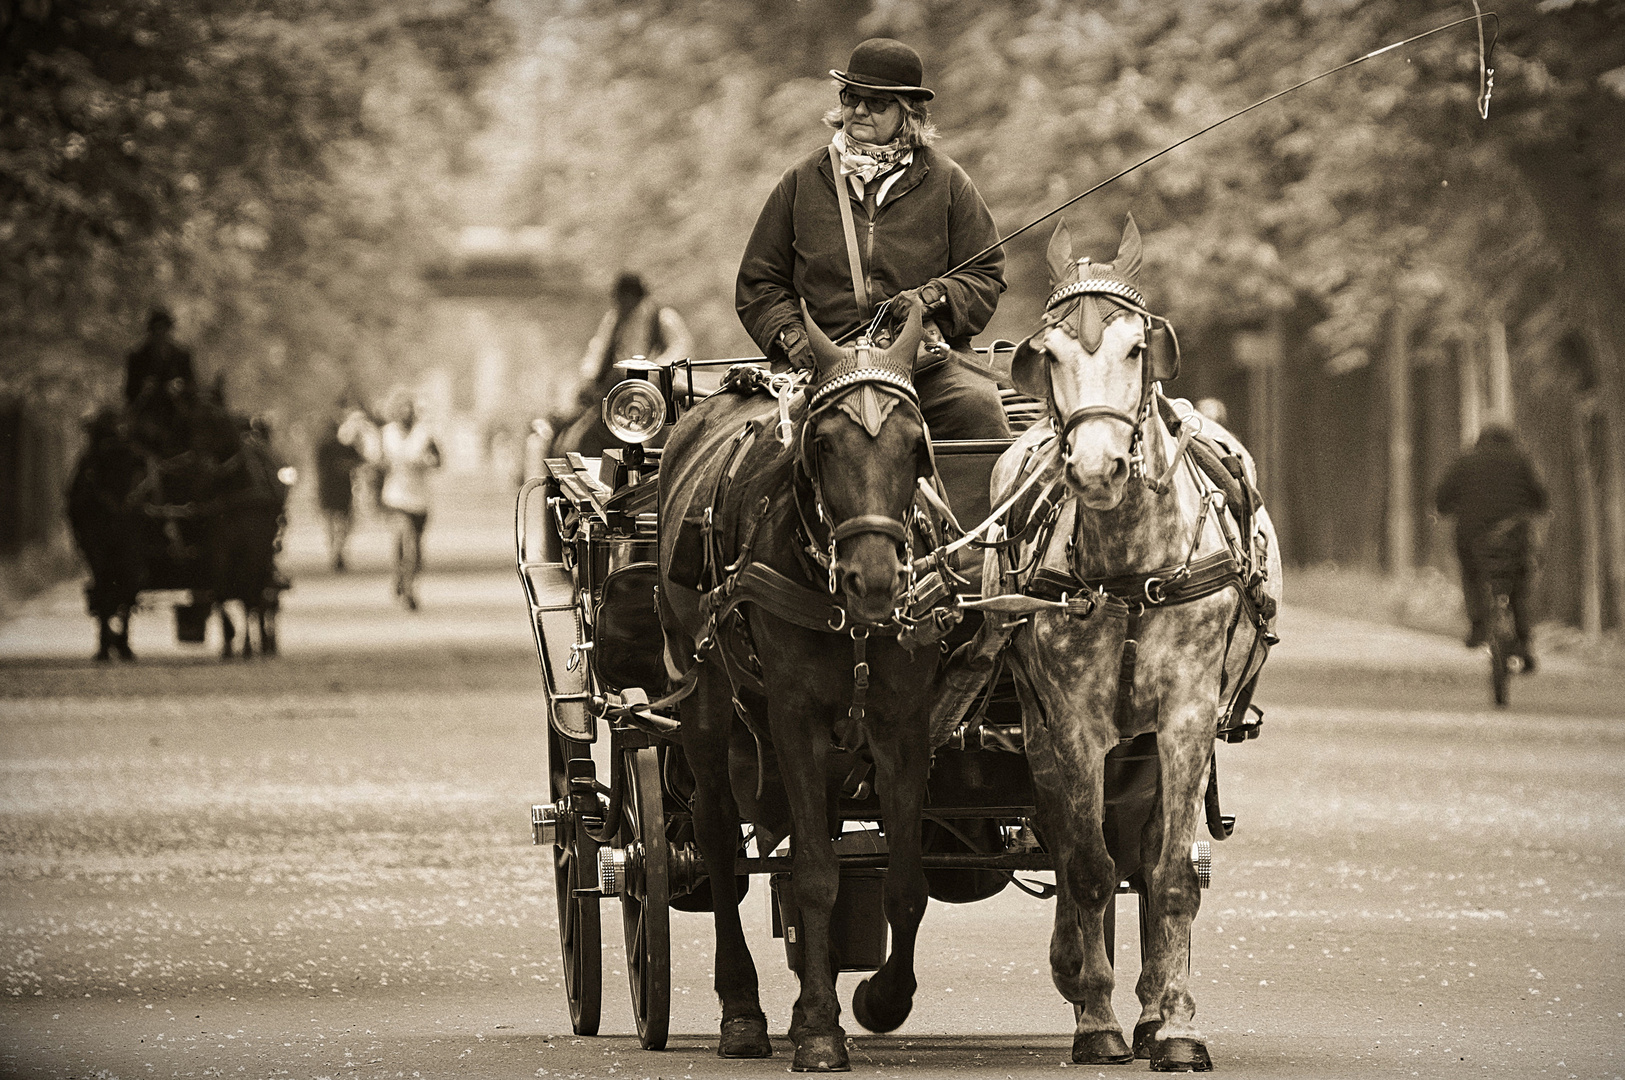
xmin=829 ymin=145 xmax=870 ymax=318
xmin=1112 ymin=606 xmax=1143 ymax=735
xmin=1034 ymin=549 xmax=1242 ymax=609
xmin=830 ymin=513 xmax=909 ymax=545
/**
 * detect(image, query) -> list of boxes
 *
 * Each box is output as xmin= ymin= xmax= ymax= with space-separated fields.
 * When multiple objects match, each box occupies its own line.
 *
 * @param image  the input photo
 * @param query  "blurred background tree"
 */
xmin=1 ymin=0 xmax=512 ymax=415
xmin=2 ymin=0 xmax=1621 ymax=627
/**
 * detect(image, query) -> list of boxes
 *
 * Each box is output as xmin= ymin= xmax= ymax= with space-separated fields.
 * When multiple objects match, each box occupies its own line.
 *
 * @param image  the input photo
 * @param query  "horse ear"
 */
xmin=1045 ymin=219 xmax=1074 ymax=288
xmin=1114 ymin=213 xmax=1143 ymax=280
xmin=1009 ymin=332 xmax=1050 ymax=400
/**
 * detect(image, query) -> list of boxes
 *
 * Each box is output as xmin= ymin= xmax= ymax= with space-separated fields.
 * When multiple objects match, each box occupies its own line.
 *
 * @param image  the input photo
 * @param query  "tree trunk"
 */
xmin=1587 ymin=324 xmax=1625 ymax=631
xmin=1572 ymin=399 xmax=1604 ymax=637
xmin=1386 ymin=305 xmax=1414 ymax=577
xmin=1458 ymin=334 xmax=1482 ymax=449
xmin=1485 ymin=318 xmax=1512 ymax=427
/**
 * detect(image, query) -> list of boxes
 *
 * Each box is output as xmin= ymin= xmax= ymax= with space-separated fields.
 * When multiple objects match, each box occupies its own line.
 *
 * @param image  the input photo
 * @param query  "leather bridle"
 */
xmin=795 ymin=373 xmax=927 ymax=605
xmin=1040 ymin=277 xmax=1169 ymax=483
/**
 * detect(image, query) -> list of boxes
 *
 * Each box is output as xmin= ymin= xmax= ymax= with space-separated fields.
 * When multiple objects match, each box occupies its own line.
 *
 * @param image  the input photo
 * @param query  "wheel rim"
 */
xmin=620 ymin=746 xmax=670 ymax=1050
xmin=1490 ymin=594 xmax=1513 ymax=708
xmin=550 ymin=731 xmax=601 ymax=1035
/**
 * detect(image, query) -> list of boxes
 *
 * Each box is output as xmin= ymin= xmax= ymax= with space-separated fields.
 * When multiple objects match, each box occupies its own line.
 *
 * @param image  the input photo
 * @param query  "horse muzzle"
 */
xmin=829 ymin=515 xmax=911 ymax=624
xmin=1060 ymin=406 xmax=1136 ymax=510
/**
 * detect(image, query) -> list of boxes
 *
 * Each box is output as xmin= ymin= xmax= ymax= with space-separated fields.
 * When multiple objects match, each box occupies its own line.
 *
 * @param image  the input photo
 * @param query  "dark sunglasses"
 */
xmin=839 ymin=89 xmax=900 ymax=113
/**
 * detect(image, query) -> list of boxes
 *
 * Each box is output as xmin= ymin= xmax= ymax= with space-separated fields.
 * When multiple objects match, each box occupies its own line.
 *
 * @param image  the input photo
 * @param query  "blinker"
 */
xmin=1148 ymin=324 xmax=1180 ymax=382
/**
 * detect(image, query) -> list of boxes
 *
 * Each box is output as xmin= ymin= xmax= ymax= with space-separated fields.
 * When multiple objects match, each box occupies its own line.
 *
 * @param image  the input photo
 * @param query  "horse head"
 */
xmin=802 ymin=297 xmax=929 ymax=624
xmin=1012 ymin=215 xmax=1156 ymax=510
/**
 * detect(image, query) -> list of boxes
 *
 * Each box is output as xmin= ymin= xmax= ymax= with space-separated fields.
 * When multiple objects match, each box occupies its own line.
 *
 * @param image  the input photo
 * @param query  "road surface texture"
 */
xmin=1 ymin=470 xmax=1621 ymax=1079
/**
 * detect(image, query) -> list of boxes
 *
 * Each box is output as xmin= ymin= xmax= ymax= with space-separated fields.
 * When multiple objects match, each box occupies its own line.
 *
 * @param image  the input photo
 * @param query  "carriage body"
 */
xmin=514 ymin=366 xmax=1239 ymax=1048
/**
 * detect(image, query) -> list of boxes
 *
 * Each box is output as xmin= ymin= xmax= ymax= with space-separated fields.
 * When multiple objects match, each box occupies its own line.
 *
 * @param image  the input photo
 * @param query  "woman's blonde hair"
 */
xmin=823 ymin=90 xmax=939 ymax=149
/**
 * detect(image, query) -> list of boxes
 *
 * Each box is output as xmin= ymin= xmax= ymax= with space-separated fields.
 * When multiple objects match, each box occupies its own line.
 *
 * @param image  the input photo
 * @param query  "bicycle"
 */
xmin=1473 ymin=516 xmax=1534 ymax=709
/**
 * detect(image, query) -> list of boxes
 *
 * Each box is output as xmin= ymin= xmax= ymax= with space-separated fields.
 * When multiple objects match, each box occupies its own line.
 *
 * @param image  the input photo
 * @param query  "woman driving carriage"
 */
xmin=736 ymin=37 xmax=1011 ymax=440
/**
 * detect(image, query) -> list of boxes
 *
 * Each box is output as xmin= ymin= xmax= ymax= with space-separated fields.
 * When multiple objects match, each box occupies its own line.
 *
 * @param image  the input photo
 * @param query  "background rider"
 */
xmin=1434 ymin=424 xmax=1549 ymax=672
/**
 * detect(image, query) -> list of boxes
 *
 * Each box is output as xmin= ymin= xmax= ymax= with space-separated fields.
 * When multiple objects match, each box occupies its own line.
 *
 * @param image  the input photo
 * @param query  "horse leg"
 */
xmin=771 ymin=715 xmax=845 ymax=1072
xmin=850 ymin=719 xmax=929 ymax=1034
xmin=1132 ymin=699 xmax=1214 ymax=1072
xmin=218 ymin=601 xmax=236 ymax=659
xmin=261 ymin=600 xmax=279 ymax=656
xmin=240 ymin=601 xmax=256 ymax=658
xmin=114 ymin=605 xmax=136 ymax=661
xmin=687 ymin=673 xmax=770 ymax=1058
xmin=1043 ymin=748 xmax=1128 ymax=1062
xmin=94 ymin=612 xmax=114 ymax=663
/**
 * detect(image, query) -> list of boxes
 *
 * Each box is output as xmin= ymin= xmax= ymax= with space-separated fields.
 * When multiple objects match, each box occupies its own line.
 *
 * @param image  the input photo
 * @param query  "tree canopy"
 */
xmin=1 ymin=0 xmax=511 ymax=413
xmin=497 ymin=0 xmax=1623 ymax=408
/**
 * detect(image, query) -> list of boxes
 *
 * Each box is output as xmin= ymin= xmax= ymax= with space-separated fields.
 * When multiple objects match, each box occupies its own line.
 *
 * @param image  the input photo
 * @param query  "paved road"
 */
xmin=1 ymin=471 xmax=1621 ymax=1079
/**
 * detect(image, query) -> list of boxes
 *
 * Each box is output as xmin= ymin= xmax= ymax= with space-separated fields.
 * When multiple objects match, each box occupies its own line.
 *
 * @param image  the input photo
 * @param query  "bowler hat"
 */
xmin=831 ymin=38 xmax=934 ymax=101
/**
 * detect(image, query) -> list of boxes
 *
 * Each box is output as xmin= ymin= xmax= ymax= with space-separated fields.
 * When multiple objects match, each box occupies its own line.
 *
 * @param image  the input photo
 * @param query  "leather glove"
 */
xmin=778 ymin=323 xmax=814 ymax=371
xmin=918 ymin=279 xmax=948 ymax=313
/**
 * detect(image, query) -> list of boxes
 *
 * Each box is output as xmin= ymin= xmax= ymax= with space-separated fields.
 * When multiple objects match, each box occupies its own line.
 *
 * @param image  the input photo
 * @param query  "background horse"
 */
xmin=67 ymin=410 xmax=159 ymax=661
xmin=205 ymin=415 xmax=290 ymax=658
xmin=65 ymin=392 xmax=288 ymax=661
xmin=989 ymin=217 xmax=1280 ymax=1071
xmin=657 ymin=299 xmax=939 ymax=1071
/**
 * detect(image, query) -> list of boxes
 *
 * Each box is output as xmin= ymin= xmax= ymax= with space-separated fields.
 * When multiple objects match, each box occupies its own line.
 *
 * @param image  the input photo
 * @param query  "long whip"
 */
xmin=944 ymin=10 xmax=1498 ymax=279
xmin=833 ymin=8 xmax=1497 ymax=345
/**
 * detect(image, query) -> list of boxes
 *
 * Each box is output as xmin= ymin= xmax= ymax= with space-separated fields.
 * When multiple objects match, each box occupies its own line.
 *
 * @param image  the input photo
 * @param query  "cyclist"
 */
xmin=1434 ymin=424 xmax=1548 ymax=672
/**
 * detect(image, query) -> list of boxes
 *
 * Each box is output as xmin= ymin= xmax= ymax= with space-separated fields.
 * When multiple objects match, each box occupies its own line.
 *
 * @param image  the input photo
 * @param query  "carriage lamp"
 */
xmin=602 ymin=379 xmax=667 ymax=444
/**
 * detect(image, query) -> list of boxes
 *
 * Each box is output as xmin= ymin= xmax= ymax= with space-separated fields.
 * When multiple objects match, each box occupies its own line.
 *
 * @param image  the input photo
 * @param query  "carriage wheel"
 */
xmin=549 ymin=727 xmax=602 ymax=1035
xmin=618 ymin=746 xmax=671 ymax=1050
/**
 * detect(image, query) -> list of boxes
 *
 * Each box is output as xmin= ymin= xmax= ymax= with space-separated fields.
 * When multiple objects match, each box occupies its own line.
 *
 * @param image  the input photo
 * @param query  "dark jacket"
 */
xmin=1435 ymin=430 xmax=1548 ymax=540
xmin=736 ymin=143 xmax=1005 ymax=363
xmin=124 ymin=336 xmax=196 ymax=403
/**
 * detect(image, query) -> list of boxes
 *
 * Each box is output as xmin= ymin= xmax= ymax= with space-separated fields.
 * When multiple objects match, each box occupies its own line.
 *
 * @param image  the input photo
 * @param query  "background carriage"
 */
xmin=66 ymin=405 xmax=293 ymax=660
xmin=515 ymin=354 xmax=1257 ymax=1052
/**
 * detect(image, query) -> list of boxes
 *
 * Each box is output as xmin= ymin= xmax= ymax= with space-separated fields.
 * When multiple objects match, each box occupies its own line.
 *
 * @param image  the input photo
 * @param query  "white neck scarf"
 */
xmin=833 ymin=130 xmax=911 ymax=186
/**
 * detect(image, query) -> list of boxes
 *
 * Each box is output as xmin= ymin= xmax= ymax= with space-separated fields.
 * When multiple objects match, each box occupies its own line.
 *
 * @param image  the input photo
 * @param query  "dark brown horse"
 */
xmin=658 ymin=298 xmax=938 ymax=1071
xmin=988 ymin=217 xmax=1280 ymax=1071
xmin=67 ymin=410 xmax=157 ymax=661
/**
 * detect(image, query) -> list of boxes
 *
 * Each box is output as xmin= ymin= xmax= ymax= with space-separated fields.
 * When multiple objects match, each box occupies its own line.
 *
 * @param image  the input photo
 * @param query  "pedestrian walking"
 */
xmin=1435 ymin=424 xmax=1549 ymax=671
xmin=314 ymin=408 xmax=367 ymax=572
xmin=377 ymin=392 xmax=441 ymax=610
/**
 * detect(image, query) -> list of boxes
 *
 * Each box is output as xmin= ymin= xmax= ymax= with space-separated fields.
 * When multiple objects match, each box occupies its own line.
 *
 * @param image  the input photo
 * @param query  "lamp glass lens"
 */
xmin=604 ymin=380 xmax=666 ymax=443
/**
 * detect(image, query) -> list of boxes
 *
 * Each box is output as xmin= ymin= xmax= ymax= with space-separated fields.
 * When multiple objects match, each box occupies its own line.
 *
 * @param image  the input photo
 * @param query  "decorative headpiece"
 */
xmin=803 ymin=297 xmax=923 ymax=424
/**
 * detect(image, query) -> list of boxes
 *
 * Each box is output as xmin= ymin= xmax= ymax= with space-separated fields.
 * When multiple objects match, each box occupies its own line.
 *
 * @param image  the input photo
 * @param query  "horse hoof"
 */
xmin=851 ymin=976 xmax=913 ymax=1033
xmin=1072 ymin=1028 xmax=1133 ymax=1065
xmin=1133 ymin=1021 xmax=1162 ymax=1059
xmin=94 ymin=652 xmax=112 ymax=664
xmin=717 ymin=1013 xmax=771 ymax=1058
xmin=790 ymin=1032 xmax=850 ymax=1072
xmin=1149 ymin=1037 xmax=1213 ymax=1072
xmin=116 ymin=646 xmax=136 ymax=662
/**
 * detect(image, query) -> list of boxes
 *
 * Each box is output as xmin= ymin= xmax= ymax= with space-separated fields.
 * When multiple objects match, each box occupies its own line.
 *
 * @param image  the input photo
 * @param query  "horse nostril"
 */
xmin=1109 ymin=456 xmax=1130 ymax=484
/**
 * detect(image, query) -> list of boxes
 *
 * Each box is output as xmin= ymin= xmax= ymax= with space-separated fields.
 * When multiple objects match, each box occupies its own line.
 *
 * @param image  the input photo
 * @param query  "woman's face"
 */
xmin=840 ymin=89 xmax=904 ymax=145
